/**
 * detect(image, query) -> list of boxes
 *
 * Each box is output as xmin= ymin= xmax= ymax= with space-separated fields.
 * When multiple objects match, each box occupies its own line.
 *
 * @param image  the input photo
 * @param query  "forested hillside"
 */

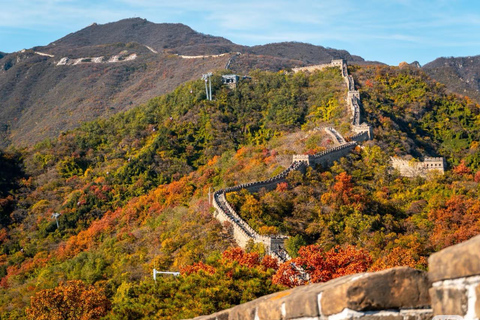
xmin=0 ymin=18 xmax=371 ymax=148
xmin=1 ymin=65 xmax=479 ymax=319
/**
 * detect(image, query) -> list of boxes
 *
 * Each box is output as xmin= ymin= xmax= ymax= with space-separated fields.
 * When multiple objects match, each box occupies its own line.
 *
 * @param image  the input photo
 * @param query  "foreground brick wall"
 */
xmin=429 ymin=235 xmax=480 ymax=319
xmin=186 ymin=234 xmax=480 ymax=320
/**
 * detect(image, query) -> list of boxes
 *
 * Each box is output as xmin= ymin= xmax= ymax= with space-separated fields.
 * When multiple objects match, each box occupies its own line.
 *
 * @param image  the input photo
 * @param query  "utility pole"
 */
xmin=209 ymin=73 xmax=212 ymax=101
xmin=201 ymin=72 xmax=213 ymax=100
xmin=153 ymin=269 xmax=180 ymax=281
xmin=52 ymin=212 xmax=61 ymax=229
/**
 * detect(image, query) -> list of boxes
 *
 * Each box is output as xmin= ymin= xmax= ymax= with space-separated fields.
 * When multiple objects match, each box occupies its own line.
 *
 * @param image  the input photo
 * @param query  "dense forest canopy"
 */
xmin=0 ymin=65 xmax=479 ymax=319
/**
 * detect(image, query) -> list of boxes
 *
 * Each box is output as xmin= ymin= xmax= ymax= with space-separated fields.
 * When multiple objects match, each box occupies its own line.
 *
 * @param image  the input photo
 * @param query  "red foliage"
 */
xmin=222 ymin=247 xmax=260 ymax=268
xmin=428 ymin=195 xmax=480 ymax=249
xmin=180 ymin=262 xmax=216 ymax=275
xmin=273 ymin=245 xmax=372 ymax=288
xmin=260 ymin=255 xmax=279 ymax=271
xmin=453 ymin=160 xmax=472 ymax=176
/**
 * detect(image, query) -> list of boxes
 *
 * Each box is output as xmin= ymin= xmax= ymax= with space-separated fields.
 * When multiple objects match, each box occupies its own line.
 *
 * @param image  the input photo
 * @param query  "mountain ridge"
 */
xmin=423 ymin=55 xmax=480 ymax=102
xmin=0 ymin=18 xmax=376 ymax=148
xmin=1 ymin=18 xmax=478 ymax=149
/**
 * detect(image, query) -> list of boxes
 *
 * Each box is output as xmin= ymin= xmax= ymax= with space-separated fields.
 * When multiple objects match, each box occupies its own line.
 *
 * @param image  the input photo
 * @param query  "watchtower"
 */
xmin=222 ymin=74 xmax=239 ymax=89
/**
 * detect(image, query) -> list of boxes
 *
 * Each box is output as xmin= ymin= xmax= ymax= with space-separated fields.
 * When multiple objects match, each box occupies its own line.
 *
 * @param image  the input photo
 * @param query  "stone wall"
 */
xmin=186 ymin=234 xmax=480 ymax=320
xmin=391 ymin=157 xmax=445 ymax=177
xmin=188 ymin=267 xmax=431 ymax=320
xmin=211 ymin=60 xmax=371 ymax=262
xmin=348 ymin=130 xmax=370 ymax=143
xmin=309 ymin=142 xmax=358 ymax=168
xmin=428 ymin=235 xmax=480 ymax=319
xmin=324 ymin=127 xmax=346 ymax=146
xmin=211 ymin=141 xmax=358 ymax=256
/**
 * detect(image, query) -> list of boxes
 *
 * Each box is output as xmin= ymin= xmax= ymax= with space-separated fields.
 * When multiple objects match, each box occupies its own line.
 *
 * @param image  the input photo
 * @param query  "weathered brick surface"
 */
xmin=429 ymin=234 xmax=480 ymax=282
xmin=188 ymin=268 xmax=430 ymax=320
xmin=476 ymin=284 xmax=480 ymax=318
xmin=429 ymin=287 xmax=467 ymax=316
xmin=321 ymin=267 xmax=430 ymax=315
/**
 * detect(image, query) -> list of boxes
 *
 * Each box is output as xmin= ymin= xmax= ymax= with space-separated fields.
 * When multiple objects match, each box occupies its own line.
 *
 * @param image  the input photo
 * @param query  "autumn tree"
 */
xmin=273 ymin=244 xmax=372 ymax=287
xmin=26 ymin=280 xmax=111 ymax=320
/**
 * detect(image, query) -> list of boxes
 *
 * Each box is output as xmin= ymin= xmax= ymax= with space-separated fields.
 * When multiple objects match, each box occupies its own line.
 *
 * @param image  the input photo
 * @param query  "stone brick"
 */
xmin=229 ymin=300 xmax=257 ymax=320
xmin=429 ymin=234 xmax=480 ymax=282
xmin=429 ymin=286 xmax=467 ymax=316
xmin=190 ymin=310 xmax=230 ymax=320
xmin=284 ymin=274 xmax=360 ymax=318
xmin=359 ymin=315 xmax=403 ymax=320
xmin=320 ymin=267 xmax=430 ymax=316
xmin=401 ymin=310 xmax=434 ymax=320
xmin=476 ymin=284 xmax=480 ymax=318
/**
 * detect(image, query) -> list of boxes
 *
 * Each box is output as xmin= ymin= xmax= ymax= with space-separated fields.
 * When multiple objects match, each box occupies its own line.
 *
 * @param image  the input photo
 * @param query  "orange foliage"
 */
xmin=370 ymin=247 xmax=427 ymax=271
xmin=429 ymin=195 xmax=480 ymax=249
xmin=273 ymin=245 xmax=372 ymax=288
xmin=453 ymin=160 xmax=472 ymax=176
xmin=276 ymin=182 xmax=288 ymax=192
xmin=322 ymin=172 xmax=364 ymax=209
xmin=258 ymin=225 xmax=279 ymax=235
xmin=474 ymin=171 xmax=480 ymax=183
xmin=180 ymin=262 xmax=216 ymax=275
xmin=26 ymin=280 xmax=111 ymax=320
xmin=222 ymin=247 xmax=260 ymax=268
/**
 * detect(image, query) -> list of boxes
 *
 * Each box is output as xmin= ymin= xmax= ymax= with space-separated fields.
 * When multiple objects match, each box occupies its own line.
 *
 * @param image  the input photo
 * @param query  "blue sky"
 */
xmin=1 ymin=0 xmax=479 ymax=65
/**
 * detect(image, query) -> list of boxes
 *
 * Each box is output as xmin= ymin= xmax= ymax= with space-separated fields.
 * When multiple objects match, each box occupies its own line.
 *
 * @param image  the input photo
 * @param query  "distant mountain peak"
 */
xmin=49 ymin=18 xmax=232 ymax=52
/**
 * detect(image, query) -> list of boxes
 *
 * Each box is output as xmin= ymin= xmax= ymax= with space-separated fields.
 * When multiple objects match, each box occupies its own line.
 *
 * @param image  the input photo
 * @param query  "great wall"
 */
xmin=210 ymin=60 xmax=372 ymax=261
xmin=188 ymin=60 xmax=472 ymax=320
xmin=391 ymin=157 xmax=446 ymax=177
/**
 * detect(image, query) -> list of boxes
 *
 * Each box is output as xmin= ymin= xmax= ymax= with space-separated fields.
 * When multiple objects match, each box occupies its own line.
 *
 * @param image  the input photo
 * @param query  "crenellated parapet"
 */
xmin=292 ymin=59 xmax=346 ymax=74
xmin=211 ymin=60 xmax=371 ymax=263
xmin=187 ymin=234 xmax=480 ymax=320
xmin=324 ymin=127 xmax=346 ymax=145
xmin=391 ymin=156 xmax=445 ymax=177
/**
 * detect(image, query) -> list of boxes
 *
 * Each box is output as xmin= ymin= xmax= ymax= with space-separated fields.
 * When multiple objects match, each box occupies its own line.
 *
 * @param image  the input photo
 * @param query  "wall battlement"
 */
xmin=188 ymin=234 xmax=480 ymax=320
xmin=211 ymin=59 xmax=371 ymax=262
xmin=391 ymin=156 xmax=445 ymax=177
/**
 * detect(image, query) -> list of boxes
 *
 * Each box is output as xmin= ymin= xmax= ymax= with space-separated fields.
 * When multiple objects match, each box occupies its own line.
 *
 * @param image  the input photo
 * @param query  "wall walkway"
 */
xmin=211 ymin=60 xmax=372 ymax=262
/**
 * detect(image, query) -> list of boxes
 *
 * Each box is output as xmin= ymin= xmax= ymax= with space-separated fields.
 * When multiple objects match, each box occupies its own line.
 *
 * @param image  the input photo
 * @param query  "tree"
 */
xmin=273 ymin=244 xmax=372 ymax=287
xmin=26 ymin=280 xmax=111 ymax=320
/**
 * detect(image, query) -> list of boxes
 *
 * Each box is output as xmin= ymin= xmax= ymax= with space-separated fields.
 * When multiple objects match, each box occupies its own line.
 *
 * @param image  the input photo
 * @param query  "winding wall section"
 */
xmin=211 ymin=60 xmax=372 ymax=262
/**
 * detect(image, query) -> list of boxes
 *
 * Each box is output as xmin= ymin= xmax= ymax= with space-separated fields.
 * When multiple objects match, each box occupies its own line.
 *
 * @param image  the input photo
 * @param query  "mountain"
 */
xmin=48 ymin=18 xmax=236 ymax=55
xmin=247 ymin=42 xmax=365 ymax=65
xmin=0 ymin=18 xmax=375 ymax=148
xmin=1 ymin=63 xmax=479 ymax=319
xmin=423 ymin=55 xmax=480 ymax=102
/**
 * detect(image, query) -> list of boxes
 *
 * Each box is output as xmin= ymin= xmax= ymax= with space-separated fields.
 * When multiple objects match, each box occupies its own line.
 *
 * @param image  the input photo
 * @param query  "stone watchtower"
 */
xmin=222 ymin=74 xmax=239 ymax=89
xmin=422 ymin=157 xmax=445 ymax=174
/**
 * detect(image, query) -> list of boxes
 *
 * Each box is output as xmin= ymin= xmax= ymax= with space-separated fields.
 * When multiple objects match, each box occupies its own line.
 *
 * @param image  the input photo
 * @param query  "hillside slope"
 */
xmin=423 ymin=55 xmax=480 ymax=103
xmin=1 ymin=65 xmax=480 ymax=319
xmin=48 ymin=18 xmax=236 ymax=54
xmin=0 ymin=18 xmax=373 ymax=148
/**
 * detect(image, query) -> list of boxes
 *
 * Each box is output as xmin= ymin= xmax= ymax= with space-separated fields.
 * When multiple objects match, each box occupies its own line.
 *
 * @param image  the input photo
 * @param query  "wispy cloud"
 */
xmin=0 ymin=0 xmax=479 ymax=64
